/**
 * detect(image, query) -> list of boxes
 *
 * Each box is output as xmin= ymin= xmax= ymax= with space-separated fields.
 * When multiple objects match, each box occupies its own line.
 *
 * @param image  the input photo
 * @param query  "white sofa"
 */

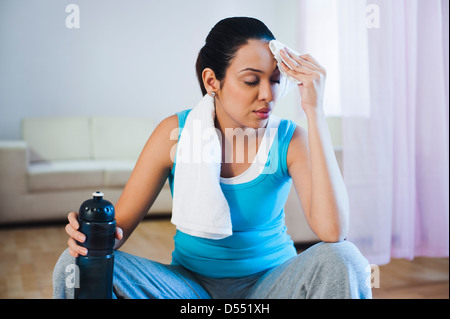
xmin=0 ymin=116 xmax=342 ymax=243
xmin=0 ymin=117 xmax=173 ymax=225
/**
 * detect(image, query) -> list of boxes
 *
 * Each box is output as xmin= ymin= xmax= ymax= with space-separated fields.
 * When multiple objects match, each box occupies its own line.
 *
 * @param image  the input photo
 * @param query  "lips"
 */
xmin=253 ymin=107 xmax=271 ymax=119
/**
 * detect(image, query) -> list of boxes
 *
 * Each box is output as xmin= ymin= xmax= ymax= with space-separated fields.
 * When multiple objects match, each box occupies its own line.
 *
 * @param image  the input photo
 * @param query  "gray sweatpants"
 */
xmin=53 ymin=241 xmax=372 ymax=299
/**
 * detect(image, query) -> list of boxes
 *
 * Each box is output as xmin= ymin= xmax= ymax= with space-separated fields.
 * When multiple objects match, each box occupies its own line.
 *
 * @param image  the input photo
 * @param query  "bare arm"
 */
xmin=65 ymin=114 xmax=179 ymax=256
xmin=282 ymin=49 xmax=349 ymax=243
xmin=113 ymin=114 xmax=179 ymax=249
xmin=287 ymin=119 xmax=349 ymax=243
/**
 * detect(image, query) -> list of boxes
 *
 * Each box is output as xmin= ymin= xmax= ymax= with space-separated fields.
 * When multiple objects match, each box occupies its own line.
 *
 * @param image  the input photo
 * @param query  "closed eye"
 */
xmin=245 ymin=79 xmax=280 ymax=86
xmin=245 ymin=80 xmax=260 ymax=86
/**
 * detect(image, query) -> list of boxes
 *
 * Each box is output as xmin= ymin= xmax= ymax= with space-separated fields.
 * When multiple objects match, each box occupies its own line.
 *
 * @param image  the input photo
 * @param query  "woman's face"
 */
xmin=215 ymin=39 xmax=281 ymax=130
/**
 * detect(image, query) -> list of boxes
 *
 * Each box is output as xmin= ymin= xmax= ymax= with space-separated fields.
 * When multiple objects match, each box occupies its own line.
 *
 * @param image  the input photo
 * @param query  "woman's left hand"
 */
xmin=280 ymin=49 xmax=326 ymax=114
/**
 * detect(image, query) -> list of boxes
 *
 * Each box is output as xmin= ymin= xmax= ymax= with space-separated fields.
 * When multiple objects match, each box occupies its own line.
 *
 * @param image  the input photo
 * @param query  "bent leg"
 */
xmin=52 ymin=248 xmax=210 ymax=299
xmin=112 ymin=250 xmax=210 ymax=299
xmin=246 ymin=241 xmax=372 ymax=299
xmin=53 ymin=248 xmax=77 ymax=299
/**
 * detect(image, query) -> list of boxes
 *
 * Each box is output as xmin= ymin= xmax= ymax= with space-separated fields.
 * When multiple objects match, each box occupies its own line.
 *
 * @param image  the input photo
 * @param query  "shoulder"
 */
xmin=286 ymin=123 xmax=309 ymax=170
xmin=269 ymin=117 xmax=307 ymax=176
xmin=147 ymin=110 xmax=193 ymax=166
xmin=154 ymin=109 xmax=191 ymax=137
xmin=275 ymin=118 xmax=306 ymax=148
xmin=289 ymin=123 xmax=308 ymax=143
xmin=147 ymin=114 xmax=179 ymax=147
xmin=143 ymin=111 xmax=183 ymax=156
xmin=155 ymin=113 xmax=179 ymax=134
xmin=152 ymin=107 xmax=192 ymax=139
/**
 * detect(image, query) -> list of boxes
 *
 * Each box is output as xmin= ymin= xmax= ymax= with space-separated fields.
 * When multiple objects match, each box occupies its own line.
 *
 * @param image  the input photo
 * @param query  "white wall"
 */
xmin=0 ymin=0 xmax=299 ymax=139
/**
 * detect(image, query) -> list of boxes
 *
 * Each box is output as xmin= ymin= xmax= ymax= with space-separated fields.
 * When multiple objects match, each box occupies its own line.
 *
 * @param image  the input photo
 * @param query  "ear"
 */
xmin=202 ymin=68 xmax=220 ymax=95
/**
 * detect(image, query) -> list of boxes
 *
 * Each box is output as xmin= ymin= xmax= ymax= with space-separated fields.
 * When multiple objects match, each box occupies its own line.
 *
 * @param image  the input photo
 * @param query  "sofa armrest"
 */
xmin=0 ymin=140 xmax=28 ymax=149
xmin=0 ymin=140 xmax=28 ymax=195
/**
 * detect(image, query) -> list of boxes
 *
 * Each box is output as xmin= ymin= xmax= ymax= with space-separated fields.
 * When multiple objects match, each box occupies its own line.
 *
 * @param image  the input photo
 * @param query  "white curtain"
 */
xmin=298 ymin=0 xmax=449 ymax=265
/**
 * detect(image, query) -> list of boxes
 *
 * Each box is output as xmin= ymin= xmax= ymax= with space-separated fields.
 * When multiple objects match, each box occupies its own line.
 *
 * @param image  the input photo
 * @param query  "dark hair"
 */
xmin=195 ymin=17 xmax=276 ymax=95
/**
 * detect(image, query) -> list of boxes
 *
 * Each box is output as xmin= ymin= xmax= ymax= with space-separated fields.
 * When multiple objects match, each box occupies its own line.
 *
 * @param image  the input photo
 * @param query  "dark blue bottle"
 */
xmin=75 ymin=191 xmax=116 ymax=299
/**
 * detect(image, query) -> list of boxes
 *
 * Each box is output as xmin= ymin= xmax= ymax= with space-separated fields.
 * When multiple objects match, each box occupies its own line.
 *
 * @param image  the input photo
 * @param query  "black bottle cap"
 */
xmin=79 ymin=191 xmax=115 ymax=222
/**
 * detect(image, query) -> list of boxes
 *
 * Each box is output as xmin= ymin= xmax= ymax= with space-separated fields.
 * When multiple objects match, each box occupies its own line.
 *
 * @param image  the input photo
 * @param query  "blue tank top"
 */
xmin=168 ymin=109 xmax=297 ymax=278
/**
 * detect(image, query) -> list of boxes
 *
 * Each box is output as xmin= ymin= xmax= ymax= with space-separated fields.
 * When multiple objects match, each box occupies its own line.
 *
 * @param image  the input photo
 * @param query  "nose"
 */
xmin=258 ymin=80 xmax=274 ymax=103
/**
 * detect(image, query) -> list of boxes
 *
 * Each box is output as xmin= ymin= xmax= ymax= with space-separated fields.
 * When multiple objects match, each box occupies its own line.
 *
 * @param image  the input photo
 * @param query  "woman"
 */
xmin=54 ymin=17 xmax=371 ymax=299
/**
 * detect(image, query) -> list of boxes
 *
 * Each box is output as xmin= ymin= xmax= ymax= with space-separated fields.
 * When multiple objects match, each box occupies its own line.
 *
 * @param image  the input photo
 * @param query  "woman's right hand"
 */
xmin=65 ymin=211 xmax=87 ymax=257
xmin=65 ymin=211 xmax=124 ymax=257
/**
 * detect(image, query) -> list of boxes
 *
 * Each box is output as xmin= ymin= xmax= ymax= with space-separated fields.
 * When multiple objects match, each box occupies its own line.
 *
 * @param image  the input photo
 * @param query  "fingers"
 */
xmin=68 ymin=237 xmax=88 ymax=257
xmin=65 ymin=222 xmax=86 ymax=243
xmin=298 ymin=53 xmax=325 ymax=70
xmin=66 ymin=211 xmax=87 ymax=257
xmin=280 ymin=50 xmax=312 ymax=75
xmin=68 ymin=211 xmax=79 ymax=229
xmin=281 ymin=49 xmax=326 ymax=75
xmin=115 ymin=227 xmax=123 ymax=240
xmin=65 ymin=213 xmax=122 ymax=258
xmin=280 ymin=60 xmax=307 ymax=84
xmin=280 ymin=50 xmax=327 ymax=87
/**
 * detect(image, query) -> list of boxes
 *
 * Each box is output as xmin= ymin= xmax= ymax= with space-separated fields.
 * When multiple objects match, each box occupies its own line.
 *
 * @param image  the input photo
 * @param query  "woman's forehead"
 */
xmin=230 ymin=39 xmax=277 ymax=74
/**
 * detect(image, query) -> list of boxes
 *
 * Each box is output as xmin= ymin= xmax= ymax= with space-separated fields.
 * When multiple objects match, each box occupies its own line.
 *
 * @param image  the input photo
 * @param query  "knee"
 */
xmin=311 ymin=241 xmax=372 ymax=298
xmin=312 ymin=241 xmax=368 ymax=267
xmin=308 ymin=241 xmax=370 ymax=284
xmin=53 ymin=248 xmax=75 ymax=274
xmin=52 ymin=248 xmax=76 ymax=299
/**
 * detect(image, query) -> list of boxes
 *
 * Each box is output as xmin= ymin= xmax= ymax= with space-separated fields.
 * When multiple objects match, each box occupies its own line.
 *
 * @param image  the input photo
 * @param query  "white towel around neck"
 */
xmin=170 ymin=95 xmax=280 ymax=240
xmin=171 ymin=94 xmax=232 ymax=239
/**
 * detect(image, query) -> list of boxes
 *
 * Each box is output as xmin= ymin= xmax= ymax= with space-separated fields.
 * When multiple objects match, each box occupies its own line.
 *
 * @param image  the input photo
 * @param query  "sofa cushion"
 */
xmin=101 ymin=160 xmax=136 ymax=187
xmin=27 ymin=159 xmax=135 ymax=192
xmin=22 ymin=117 xmax=91 ymax=162
xmin=28 ymin=160 xmax=105 ymax=192
xmin=91 ymin=117 xmax=155 ymax=160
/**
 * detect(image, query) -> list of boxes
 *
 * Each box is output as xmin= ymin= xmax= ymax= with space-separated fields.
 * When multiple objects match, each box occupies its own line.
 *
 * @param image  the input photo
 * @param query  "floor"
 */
xmin=0 ymin=219 xmax=448 ymax=299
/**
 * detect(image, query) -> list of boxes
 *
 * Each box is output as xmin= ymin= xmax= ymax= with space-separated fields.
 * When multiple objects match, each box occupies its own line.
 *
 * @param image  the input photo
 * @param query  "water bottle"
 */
xmin=75 ymin=191 xmax=116 ymax=299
